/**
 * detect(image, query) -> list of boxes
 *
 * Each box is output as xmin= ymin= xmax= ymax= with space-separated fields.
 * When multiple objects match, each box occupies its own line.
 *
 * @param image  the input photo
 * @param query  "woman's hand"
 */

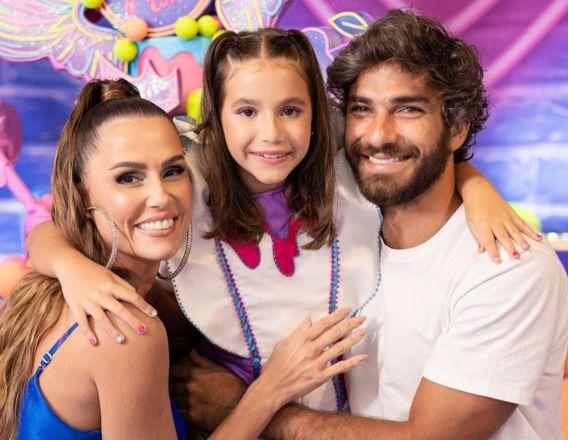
xmin=57 ymin=258 xmax=157 ymax=345
xmin=254 ymin=307 xmax=367 ymax=410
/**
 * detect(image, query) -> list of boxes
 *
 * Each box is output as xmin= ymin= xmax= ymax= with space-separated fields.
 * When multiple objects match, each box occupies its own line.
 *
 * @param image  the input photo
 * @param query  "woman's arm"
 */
xmin=456 ymin=162 xmax=542 ymax=263
xmin=27 ymin=221 xmax=157 ymax=344
xmin=91 ymin=306 xmax=179 ymax=439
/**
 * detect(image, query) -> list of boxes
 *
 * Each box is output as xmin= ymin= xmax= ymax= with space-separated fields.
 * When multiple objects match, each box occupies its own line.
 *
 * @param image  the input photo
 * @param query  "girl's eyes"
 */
xmin=238 ymin=108 xmax=256 ymax=118
xmin=115 ymin=166 xmax=186 ymax=185
xmin=281 ymin=107 xmax=301 ymax=117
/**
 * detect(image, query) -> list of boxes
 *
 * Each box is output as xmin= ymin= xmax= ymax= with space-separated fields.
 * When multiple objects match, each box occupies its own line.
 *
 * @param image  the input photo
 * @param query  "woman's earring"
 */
xmin=157 ymin=221 xmax=192 ymax=280
xmin=86 ymin=206 xmax=118 ymax=270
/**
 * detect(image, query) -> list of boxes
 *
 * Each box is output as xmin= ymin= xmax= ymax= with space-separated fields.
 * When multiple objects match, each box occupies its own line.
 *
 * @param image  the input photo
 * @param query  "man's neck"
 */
xmin=381 ymin=164 xmax=462 ymax=250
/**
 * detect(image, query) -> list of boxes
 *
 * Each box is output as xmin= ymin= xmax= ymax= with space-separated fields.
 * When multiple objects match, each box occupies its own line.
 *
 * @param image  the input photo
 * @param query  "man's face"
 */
xmin=345 ymin=63 xmax=461 ymax=207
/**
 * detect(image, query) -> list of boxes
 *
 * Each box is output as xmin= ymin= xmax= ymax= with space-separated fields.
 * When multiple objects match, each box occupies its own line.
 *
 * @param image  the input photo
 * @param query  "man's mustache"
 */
xmin=350 ymin=142 xmax=420 ymax=160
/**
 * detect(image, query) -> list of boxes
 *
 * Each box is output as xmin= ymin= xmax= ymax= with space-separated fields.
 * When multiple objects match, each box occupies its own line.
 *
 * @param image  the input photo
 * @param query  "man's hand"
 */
xmin=170 ymin=349 xmax=247 ymax=432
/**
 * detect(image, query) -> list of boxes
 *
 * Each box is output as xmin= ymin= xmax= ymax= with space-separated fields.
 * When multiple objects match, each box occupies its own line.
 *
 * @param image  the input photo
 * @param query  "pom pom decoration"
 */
xmin=113 ymin=38 xmax=138 ymax=62
xmin=197 ymin=15 xmax=219 ymax=37
xmin=212 ymin=29 xmax=226 ymax=41
xmin=124 ymin=17 xmax=149 ymax=42
xmin=186 ymin=88 xmax=203 ymax=123
xmin=83 ymin=0 xmax=104 ymax=10
xmin=175 ymin=16 xmax=199 ymax=40
xmin=510 ymin=203 xmax=542 ymax=230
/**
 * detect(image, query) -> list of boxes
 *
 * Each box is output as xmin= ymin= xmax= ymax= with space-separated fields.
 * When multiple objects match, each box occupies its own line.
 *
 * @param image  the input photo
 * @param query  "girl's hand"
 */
xmin=254 ymin=307 xmax=367 ymax=410
xmin=57 ymin=258 xmax=157 ymax=345
xmin=457 ymin=162 xmax=542 ymax=263
xmin=463 ymin=181 xmax=542 ymax=263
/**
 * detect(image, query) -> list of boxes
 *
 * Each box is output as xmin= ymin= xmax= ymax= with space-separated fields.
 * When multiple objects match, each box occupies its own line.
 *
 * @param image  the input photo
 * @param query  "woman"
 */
xmin=0 ymin=79 xmax=366 ymax=440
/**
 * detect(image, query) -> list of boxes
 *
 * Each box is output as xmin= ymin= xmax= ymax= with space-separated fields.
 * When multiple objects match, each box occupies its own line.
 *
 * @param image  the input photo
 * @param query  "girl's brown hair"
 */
xmin=0 ymin=79 xmax=171 ymax=439
xmin=201 ymin=28 xmax=335 ymax=249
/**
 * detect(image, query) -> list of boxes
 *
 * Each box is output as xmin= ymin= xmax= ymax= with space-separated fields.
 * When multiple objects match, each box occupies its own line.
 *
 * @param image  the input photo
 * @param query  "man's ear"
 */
xmin=450 ymin=122 xmax=470 ymax=152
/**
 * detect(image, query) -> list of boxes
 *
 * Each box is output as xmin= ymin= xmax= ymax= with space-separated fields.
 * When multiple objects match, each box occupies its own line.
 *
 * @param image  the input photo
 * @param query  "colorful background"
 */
xmin=1 ymin=0 xmax=567 ymax=269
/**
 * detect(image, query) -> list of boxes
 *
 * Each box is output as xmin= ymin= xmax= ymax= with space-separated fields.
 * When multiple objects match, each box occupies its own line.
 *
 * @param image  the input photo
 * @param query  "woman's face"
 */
xmin=83 ymin=116 xmax=191 ymax=269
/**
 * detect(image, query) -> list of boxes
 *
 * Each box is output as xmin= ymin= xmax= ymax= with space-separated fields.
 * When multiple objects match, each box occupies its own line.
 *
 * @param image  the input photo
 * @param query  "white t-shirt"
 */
xmin=348 ymin=204 xmax=568 ymax=439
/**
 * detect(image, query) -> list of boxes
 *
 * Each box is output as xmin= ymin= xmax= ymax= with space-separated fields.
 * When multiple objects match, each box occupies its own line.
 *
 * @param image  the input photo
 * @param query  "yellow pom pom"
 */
xmin=510 ymin=203 xmax=542 ymax=230
xmin=212 ymin=29 xmax=226 ymax=41
xmin=186 ymin=88 xmax=203 ymax=123
xmin=197 ymin=15 xmax=219 ymax=37
xmin=114 ymin=39 xmax=138 ymax=62
xmin=83 ymin=0 xmax=103 ymax=9
xmin=175 ymin=16 xmax=199 ymax=40
xmin=124 ymin=17 xmax=148 ymax=42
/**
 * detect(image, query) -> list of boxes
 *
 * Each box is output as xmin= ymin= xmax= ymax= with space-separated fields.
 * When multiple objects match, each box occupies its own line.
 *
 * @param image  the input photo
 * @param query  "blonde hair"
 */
xmin=0 ymin=79 xmax=171 ymax=439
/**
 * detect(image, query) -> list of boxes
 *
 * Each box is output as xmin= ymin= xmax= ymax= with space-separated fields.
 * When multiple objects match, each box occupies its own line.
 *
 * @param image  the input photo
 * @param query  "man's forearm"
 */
xmin=263 ymin=404 xmax=409 ymax=440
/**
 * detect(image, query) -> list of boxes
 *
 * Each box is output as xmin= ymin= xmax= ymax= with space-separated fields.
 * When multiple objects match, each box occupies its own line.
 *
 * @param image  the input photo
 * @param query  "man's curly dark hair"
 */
xmin=327 ymin=9 xmax=489 ymax=163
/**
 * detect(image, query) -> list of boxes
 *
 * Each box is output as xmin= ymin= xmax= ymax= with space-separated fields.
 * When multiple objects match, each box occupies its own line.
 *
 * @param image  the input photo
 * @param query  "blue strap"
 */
xmin=38 ymin=322 xmax=79 ymax=372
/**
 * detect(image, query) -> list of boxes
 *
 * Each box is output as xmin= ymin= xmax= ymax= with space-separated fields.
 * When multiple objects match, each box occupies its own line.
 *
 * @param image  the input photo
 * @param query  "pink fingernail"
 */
xmin=137 ymin=325 xmax=146 ymax=334
xmin=512 ymin=251 xmax=520 ymax=259
xmin=536 ymin=234 xmax=543 ymax=241
xmin=89 ymin=338 xmax=97 ymax=346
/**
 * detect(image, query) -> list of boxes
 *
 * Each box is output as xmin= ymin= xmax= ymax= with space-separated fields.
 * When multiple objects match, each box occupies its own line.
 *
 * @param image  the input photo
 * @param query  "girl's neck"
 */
xmin=252 ymin=186 xmax=293 ymax=237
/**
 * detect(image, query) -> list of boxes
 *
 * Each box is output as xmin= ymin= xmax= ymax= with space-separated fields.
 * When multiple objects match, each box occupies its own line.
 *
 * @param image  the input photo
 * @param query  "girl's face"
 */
xmin=84 ymin=116 xmax=192 ymax=271
xmin=220 ymin=57 xmax=313 ymax=193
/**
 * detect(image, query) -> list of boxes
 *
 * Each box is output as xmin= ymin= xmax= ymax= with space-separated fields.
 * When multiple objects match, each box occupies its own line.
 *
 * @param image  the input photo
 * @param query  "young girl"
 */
xmin=28 ymin=29 xmax=539 ymax=415
xmin=0 ymin=79 xmax=367 ymax=440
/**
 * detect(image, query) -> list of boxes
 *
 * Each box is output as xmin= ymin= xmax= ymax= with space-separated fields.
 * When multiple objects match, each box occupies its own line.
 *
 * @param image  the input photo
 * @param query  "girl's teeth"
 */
xmin=368 ymin=156 xmax=404 ymax=165
xmin=139 ymin=218 xmax=174 ymax=231
xmin=253 ymin=153 xmax=288 ymax=159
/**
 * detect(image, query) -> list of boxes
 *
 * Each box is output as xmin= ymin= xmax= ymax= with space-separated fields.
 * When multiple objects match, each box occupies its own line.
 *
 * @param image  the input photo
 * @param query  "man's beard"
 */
xmin=346 ymin=130 xmax=452 ymax=207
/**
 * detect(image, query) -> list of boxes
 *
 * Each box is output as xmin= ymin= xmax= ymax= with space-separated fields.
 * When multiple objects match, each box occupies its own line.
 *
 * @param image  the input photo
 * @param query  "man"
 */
xmin=175 ymin=10 xmax=568 ymax=439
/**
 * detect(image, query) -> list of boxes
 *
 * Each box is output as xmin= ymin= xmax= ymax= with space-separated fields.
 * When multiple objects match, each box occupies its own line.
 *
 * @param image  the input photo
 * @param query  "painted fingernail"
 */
xmin=522 ymin=243 xmax=530 ymax=250
xmin=149 ymin=309 xmax=158 ymax=318
xmin=536 ymin=234 xmax=543 ymax=241
xmin=137 ymin=325 xmax=146 ymax=334
xmin=116 ymin=335 xmax=125 ymax=344
xmin=493 ymin=257 xmax=501 ymax=264
xmin=89 ymin=338 xmax=97 ymax=346
xmin=512 ymin=251 xmax=520 ymax=259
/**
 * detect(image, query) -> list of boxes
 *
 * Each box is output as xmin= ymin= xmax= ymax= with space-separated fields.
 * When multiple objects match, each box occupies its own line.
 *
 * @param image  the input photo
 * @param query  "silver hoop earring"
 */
xmin=157 ymin=221 xmax=192 ymax=280
xmin=86 ymin=206 xmax=118 ymax=270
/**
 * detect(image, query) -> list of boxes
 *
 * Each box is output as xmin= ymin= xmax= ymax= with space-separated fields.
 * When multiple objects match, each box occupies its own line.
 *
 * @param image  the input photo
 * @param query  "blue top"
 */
xmin=18 ymin=322 xmax=187 ymax=439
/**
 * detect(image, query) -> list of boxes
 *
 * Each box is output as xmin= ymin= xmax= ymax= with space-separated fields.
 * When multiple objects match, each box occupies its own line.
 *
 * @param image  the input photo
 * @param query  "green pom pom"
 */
xmin=186 ymin=88 xmax=203 ymax=123
xmin=175 ymin=17 xmax=199 ymax=40
xmin=83 ymin=0 xmax=103 ymax=9
xmin=197 ymin=15 xmax=219 ymax=37
xmin=113 ymin=39 xmax=138 ymax=62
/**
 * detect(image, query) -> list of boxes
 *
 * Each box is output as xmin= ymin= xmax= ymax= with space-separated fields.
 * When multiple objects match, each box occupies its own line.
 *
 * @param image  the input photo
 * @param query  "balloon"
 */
xmin=0 ymin=256 xmax=31 ymax=298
